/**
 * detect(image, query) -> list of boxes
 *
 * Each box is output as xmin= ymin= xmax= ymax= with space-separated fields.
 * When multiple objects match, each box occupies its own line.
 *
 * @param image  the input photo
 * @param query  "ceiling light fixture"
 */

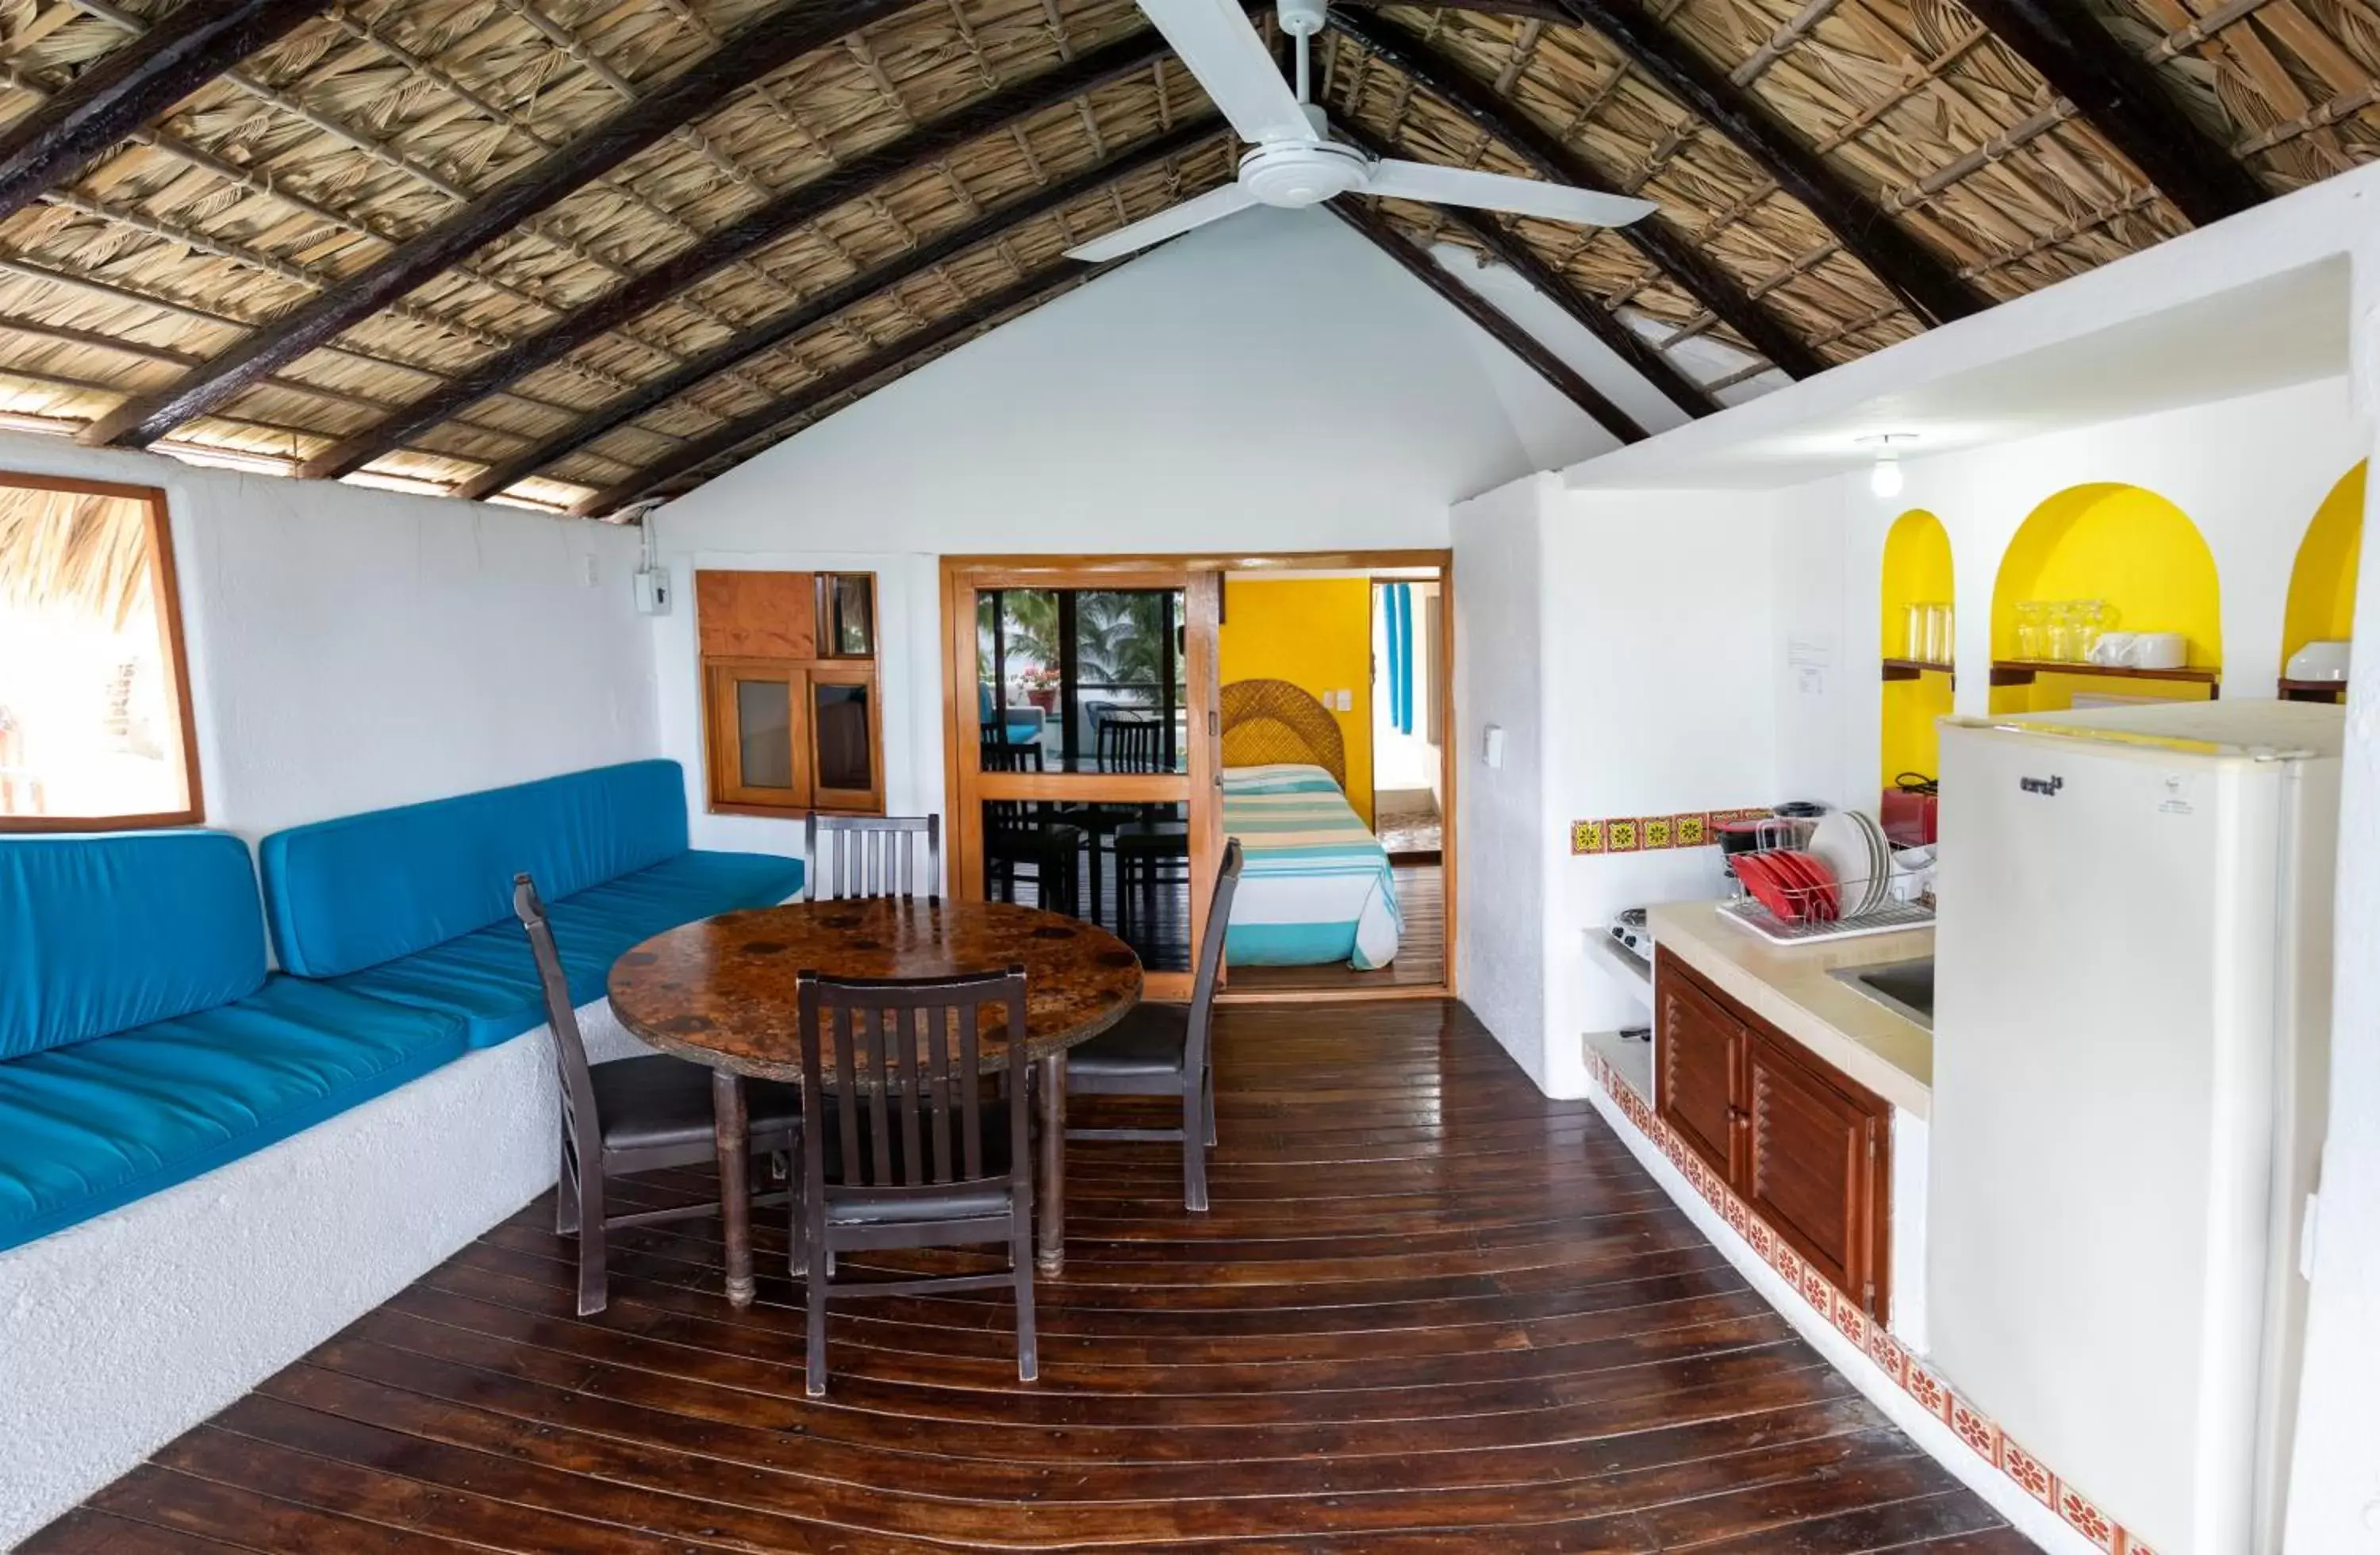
xmin=1860 ymin=432 xmax=1916 ymax=498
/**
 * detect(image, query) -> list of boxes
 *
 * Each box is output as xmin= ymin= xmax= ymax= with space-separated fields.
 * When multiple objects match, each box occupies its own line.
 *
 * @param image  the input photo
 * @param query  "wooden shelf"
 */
xmin=1880 ymin=658 xmax=1952 ymax=682
xmin=2280 ymin=678 xmax=2347 ymax=703
xmin=1990 ymin=659 xmax=2221 ymax=694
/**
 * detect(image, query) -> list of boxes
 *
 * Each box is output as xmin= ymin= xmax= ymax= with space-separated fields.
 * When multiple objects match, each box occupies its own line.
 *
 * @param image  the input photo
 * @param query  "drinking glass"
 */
xmin=1904 ymin=603 xmax=1929 ymax=661
xmin=2015 ymin=601 xmax=2046 ymax=662
xmin=2047 ymin=601 xmax=2079 ymax=663
xmin=1924 ymin=603 xmax=1952 ymax=664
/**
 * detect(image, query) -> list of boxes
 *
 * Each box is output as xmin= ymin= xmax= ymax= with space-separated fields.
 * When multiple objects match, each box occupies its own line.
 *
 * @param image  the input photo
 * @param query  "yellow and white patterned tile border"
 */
xmin=1583 ymin=1049 xmax=2152 ymax=1555
xmin=1572 ymin=807 xmax=1764 ymax=855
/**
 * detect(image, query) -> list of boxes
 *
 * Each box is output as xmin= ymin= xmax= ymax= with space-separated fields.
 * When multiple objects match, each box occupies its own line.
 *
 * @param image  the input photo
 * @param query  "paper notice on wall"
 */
xmin=1787 ymin=632 xmax=1833 ymax=696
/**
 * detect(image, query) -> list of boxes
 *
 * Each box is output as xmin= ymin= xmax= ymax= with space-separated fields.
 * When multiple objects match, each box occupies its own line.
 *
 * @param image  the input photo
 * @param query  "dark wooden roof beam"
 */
xmin=1953 ymin=0 xmax=2267 ymax=228
xmin=1330 ymin=197 xmax=1648 ymax=444
xmin=1547 ymin=0 xmax=1987 ymax=326
xmin=74 ymin=0 xmax=926 ymax=451
xmin=462 ymin=116 xmax=1226 ymax=505
xmin=1323 ymin=9 xmax=1828 ymax=379
xmin=0 ymin=0 xmax=332 ymax=227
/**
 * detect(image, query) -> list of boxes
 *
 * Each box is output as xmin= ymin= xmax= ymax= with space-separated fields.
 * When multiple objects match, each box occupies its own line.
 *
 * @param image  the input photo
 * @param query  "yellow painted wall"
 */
xmin=1218 ymin=577 xmax=1373 ymax=824
xmin=1879 ymin=510 xmax=1955 ymax=789
xmin=1989 ymin=484 xmax=2221 ymax=713
xmin=2284 ymin=461 xmax=2365 ymax=665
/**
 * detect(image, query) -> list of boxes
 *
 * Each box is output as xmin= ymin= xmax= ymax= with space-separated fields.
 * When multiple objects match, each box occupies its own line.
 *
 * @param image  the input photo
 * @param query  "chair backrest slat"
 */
xmin=796 ymin=968 xmax=1027 ymax=1196
xmin=923 ymin=1005 xmax=954 ymax=1184
xmin=806 ymin=814 xmax=942 ymax=903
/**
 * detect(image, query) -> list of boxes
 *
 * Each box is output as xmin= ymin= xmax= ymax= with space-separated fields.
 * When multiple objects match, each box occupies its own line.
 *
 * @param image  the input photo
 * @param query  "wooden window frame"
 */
xmin=0 ymin=473 xmax=203 ymax=832
xmin=695 ymin=568 xmax=885 ymax=820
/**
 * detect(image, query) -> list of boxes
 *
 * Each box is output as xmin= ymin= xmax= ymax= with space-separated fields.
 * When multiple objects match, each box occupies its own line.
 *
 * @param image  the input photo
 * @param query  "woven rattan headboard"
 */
xmin=1219 ymin=679 xmax=1345 ymax=790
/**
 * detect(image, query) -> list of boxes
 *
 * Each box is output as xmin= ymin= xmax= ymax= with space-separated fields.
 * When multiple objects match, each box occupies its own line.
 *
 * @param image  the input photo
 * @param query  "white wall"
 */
xmin=1449 ymin=475 xmax=1552 ymax=1085
xmin=649 ymin=208 xmax=1609 ymax=861
xmin=0 ymin=430 xmax=657 ymax=842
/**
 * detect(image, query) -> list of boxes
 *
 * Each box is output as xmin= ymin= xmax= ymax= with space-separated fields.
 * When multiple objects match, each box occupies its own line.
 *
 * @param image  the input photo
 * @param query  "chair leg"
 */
xmin=788 ymin=1171 xmax=808 ymax=1280
xmin=1183 ymin=1085 xmax=1210 ymax=1214
xmin=1012 ymin=1212 xmax=1039 ymax=1383
xmin=805 ymin=1226 xmax=831 ymax=1399
xmin=1203 ymin=1065 xmax=1219 ymax=1148
xmin=576 ymin=1160 xmax=608 ymax=1317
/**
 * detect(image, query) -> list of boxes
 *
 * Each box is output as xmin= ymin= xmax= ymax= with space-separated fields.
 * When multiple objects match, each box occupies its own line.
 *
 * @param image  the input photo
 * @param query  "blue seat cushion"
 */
xmin=0 ymin=977 xmax=466 ymax=1251
xmin=329 ymin=850 xmax=804 ymax=1049
xmin=259 ymin=761 xmax=694 ymax=978
xmin=1 ymin=831 xmax=268 ymax=1061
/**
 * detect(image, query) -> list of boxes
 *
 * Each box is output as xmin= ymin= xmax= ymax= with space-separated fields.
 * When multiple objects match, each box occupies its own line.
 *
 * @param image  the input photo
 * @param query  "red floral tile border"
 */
xmin=1584 ymin=1050 xmax=2155 ymax=1555
xmin=1572 ymin=806 xmax=1764 ymax=855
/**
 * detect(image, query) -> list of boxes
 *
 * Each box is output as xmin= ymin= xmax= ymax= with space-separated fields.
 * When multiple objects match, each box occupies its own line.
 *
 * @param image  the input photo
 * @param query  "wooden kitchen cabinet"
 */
xmin=1655 ymin=950 xmax=1893 ymax=1321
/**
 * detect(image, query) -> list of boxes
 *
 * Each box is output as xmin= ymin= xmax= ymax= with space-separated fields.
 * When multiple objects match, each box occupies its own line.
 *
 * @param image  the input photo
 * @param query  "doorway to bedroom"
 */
xmin=939 ymin=552 xmax=1452 ymax=1004
xmin=1214 ymin=560 xmax=1450 ymax=1000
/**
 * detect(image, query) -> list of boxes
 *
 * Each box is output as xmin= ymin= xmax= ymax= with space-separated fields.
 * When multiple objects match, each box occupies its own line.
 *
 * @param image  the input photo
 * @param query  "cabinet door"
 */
xmin=706 ymin=661 xmax=811 ymax=809
xmin=804 ymin=663 xmax=881 ymax=812
xmin=1745 ymin=1029 xmax=1890 ymax=1319
xmin=1656 ymin=966 xmax=1745 ymax=1184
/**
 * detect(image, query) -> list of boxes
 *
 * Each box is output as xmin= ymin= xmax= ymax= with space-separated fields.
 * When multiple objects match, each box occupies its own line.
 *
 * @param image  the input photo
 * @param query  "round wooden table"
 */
xmin=609 ymin=898 xmax=1143 ymax=1304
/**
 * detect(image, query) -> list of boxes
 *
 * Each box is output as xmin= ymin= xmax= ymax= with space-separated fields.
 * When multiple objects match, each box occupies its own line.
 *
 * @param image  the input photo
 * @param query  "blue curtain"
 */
xmin=1383 ymin=582 xmax=1416 ymax=735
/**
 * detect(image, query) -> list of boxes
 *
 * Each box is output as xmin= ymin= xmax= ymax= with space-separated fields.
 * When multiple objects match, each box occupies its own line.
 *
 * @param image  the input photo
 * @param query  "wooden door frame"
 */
xmin=939 ymin=548 xmax=1456 ymax=1003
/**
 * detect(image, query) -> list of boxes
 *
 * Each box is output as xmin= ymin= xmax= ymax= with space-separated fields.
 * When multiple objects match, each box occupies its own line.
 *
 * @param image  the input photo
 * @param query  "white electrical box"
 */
xmin=634 ymin=565 xmax=672 ymax=616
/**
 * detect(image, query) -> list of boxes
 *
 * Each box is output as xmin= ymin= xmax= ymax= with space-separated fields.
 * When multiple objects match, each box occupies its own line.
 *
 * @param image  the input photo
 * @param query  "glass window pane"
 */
xmin=0 ymin=484 xmax=189 ymax=823
xmin=978 ymin=800 xmax=1190 ymax=971
xmin=827 ymin=574 xmax=873 ymax=656
xmin=975 ymin=586 xmax=1188 ymax=774
xmin=734 ymin=679 xmax=793 ymax=789
xmin=812 ymin=681 xmax=872 ymax=792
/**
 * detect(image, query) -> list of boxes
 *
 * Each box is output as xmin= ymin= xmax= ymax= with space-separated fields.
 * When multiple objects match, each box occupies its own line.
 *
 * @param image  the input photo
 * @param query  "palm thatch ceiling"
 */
xmin=0 ymin=0 xmax=2370 ymax=520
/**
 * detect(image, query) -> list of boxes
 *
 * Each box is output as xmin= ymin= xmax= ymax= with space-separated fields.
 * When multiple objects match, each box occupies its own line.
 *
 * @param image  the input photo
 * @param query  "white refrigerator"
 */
xmin=1931 ymin=701 xmax=2340 ymax=1555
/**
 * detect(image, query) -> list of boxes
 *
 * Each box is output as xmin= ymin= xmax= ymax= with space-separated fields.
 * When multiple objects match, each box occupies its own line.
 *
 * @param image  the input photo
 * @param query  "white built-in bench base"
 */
xmin=0 ymin=1000 xmax=650 ymax=1546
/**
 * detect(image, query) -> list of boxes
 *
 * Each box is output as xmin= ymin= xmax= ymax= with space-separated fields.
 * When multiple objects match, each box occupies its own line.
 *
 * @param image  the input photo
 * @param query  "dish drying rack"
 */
xmin=1720 ymin=821 xmax=1934 ymax=946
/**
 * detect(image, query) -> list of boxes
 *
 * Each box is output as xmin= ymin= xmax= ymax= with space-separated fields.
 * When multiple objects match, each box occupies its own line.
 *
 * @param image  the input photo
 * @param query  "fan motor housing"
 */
xmin=1237 ymin=140 xmax=1368 ymax=208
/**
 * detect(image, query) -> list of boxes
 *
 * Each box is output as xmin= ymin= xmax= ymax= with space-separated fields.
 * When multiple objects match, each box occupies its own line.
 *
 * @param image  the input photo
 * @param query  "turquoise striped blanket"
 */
xmin=1223 ymin=765 xmax=1403 ymax=970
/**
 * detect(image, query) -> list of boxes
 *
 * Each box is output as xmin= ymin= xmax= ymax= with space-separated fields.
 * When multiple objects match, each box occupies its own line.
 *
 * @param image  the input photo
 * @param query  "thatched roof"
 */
xmin=0 ymin=0 xmax=2369 ymax=517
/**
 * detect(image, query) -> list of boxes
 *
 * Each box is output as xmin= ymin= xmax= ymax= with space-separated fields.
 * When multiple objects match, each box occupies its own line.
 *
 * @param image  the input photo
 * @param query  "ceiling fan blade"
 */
xmin=1065 ymin=182 xmax=1263 ymax=262
xmin=1363 ymin=161 xmax=1659 ymax=228
xmin=1132 ymin=0 xmax=1315 ymax=145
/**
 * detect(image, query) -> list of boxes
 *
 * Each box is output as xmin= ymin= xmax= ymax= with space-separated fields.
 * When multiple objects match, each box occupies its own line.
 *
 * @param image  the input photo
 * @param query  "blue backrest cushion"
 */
xmin=259 ymin=760 xmax=691 ymax=978
xmin=0 ymin=831 xmax=268 ymax=1060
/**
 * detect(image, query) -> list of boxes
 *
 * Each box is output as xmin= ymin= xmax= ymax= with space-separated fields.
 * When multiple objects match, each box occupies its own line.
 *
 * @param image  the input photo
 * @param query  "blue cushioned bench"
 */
xmin=260 ymin=760 xmax=804 ymax=1048
xmin=0 ymin=833 xmax=468 ymax=1252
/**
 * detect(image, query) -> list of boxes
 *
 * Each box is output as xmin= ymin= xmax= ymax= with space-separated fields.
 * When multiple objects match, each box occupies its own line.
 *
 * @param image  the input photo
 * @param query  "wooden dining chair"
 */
xmin=1065 ymin=838 xmax=1241 ymax=1211
xmin=806 ymin=813 xmax=941 ymax=902
xmin=793 ymin=966 xmax=1037 ymax=1396
xmin=515 ymin=873 xmax=802 ymax=1316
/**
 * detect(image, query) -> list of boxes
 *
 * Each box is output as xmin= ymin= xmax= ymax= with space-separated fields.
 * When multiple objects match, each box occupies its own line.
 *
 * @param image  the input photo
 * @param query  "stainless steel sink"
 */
xmin=1829 ymin=958 xmax=1934 ymax=1031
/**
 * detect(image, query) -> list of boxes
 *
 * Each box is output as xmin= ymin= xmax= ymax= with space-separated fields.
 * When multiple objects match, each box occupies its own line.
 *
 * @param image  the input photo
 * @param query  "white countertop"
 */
xmin=1646 ymin=900 xmax=1935 ymax=1118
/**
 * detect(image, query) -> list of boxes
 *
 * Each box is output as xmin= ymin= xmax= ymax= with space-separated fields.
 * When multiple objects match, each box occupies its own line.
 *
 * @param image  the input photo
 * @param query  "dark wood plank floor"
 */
xmin=27 ymin=1002 xmax=2032 ymax=1553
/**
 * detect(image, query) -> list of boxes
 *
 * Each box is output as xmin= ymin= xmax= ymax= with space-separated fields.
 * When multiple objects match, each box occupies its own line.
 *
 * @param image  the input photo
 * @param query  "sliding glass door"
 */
xmin=944 ymin=562 xmax=1221 ymax=1002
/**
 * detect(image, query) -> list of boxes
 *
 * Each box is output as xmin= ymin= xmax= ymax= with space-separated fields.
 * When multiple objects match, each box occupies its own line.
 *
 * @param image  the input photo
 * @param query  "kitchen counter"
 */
xmin=1645 ymin=901 xmax=1934 ymax=1118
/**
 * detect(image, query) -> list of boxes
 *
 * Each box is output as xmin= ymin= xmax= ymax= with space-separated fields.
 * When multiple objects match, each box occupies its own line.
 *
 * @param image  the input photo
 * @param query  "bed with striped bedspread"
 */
xmin=1223 ymin=764 xmax=1403 ymax=970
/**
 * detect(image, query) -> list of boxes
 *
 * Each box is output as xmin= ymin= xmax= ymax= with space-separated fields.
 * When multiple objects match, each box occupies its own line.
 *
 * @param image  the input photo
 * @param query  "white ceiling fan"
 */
xmin=1067 ymin=0 xmax=1659 ymax=263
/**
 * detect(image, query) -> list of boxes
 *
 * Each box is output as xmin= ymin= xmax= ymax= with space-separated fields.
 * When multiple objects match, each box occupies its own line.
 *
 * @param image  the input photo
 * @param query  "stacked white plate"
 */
xmin=1807 ymin=810 xmax=1893 ymax=917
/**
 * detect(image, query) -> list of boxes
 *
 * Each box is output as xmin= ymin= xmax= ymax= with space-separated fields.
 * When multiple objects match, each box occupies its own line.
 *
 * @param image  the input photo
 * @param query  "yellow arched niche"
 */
xmin=1879 ymin=509 xmax=1954 ymax=786
xmin=2282 ymin=462 xmax=2363 ymax=677
xmin=1990 ymin=484 xmax=2221 ymax=713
